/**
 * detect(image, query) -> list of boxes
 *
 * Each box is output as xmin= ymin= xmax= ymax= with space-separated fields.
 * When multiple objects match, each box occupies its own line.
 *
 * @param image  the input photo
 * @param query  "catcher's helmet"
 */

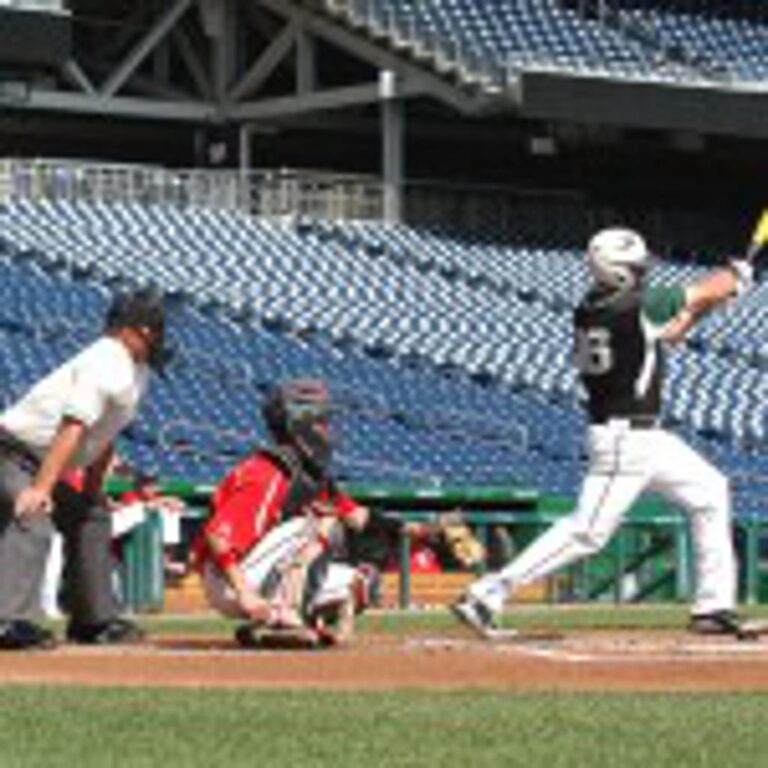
xmin=587 ymin=228 xmax=650 ymax=290
xmin=105 ymin=287 xmax=169 ymax=372
xmin=262 ymin=378 xmax=332 ymax=474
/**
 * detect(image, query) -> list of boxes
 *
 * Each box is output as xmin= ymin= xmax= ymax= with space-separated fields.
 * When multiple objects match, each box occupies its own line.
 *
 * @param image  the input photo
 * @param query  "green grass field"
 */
xmin=3 ymin=687 xmax=768 ymax=768
xmin=10 ymin=606 xmax=768 ymax=768
xmin=136 ymin=601 xmax=768 ymax=636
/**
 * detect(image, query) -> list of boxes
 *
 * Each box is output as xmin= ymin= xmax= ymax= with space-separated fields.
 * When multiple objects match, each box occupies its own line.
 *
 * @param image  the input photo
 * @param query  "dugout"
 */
xmin=106 ymin=478 xmax=768 ymax=613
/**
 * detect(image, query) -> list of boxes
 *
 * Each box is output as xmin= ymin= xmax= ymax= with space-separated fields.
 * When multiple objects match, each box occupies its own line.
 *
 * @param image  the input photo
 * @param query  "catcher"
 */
xmin=191 ymin=378 xmax=384 ymax=648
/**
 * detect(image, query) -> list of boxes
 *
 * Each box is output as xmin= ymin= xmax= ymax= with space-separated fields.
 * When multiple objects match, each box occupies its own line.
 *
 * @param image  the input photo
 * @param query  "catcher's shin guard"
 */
xmin=301 ymin=550 xmax=331 ymax=620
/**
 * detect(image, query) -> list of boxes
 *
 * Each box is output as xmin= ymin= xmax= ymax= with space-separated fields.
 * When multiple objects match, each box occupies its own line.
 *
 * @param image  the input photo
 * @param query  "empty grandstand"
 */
xmin=1 ymin=158 xmax=767 ymax=518
xmin=0 ymin=1 xmax=767 ymax=535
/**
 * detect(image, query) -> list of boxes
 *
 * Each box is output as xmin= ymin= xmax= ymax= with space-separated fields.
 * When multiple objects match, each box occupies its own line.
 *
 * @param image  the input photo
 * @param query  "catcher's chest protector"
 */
xmin=261 ymin=446 xmax=334 ymax=518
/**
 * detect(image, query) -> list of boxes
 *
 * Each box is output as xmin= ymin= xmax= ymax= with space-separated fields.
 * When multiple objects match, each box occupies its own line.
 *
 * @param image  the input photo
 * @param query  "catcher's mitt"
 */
xmin=436 ymin=511 xmax=486 ymax=570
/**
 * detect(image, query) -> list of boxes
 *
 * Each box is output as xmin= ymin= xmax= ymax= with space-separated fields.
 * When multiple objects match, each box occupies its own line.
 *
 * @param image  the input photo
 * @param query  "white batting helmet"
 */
xmin=587 ymin=228 xmax=650 ymax=290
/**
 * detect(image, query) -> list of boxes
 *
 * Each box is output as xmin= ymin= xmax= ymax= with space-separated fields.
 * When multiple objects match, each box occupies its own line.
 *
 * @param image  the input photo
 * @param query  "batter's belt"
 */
xmin=590 ymin=415 xmax=659 ymax=429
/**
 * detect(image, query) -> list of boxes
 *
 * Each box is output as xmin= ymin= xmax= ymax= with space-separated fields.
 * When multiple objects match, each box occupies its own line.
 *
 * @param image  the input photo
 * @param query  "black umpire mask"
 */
xmin=105 ymin=288 xmax=171 ymax=374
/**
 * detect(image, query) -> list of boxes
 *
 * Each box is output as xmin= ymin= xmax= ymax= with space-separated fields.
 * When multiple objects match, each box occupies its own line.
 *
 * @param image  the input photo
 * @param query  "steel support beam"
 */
xmin=258 ymin=0 xmax=490 ymax=115
xmin=101 ymin=0 xmax=194 ymax=98
xmin=228 ymin=21 xmax=296 ymax=102
xmin=172 ymin=25 xmax=214 ymax=99
xmin=381 ymin=71 xmax=404 ymax=224
xmin=239 ymin=123 xmax=255 ymax=210
xmin=296 ymin=27 xmax=317 ymax=95
xmin=230 ymin=80 xmax=424 ymax=120
xmin=239 ymin=123 xmax=252 ymax=174
xmin=62 ymin=59 xmax=96 ymax=96
xmin=84 ymin=58 xmax=196 ymax=101
xmin=21 ymin=89 xmax=215 ymax=121
xmin=210 ymin=0 xmax=238 ymax=103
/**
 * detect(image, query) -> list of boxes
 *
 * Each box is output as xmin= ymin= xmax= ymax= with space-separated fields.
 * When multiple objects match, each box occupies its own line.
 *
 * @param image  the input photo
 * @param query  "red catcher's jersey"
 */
xmin=192 ymin=450 xmax=359 ymax=571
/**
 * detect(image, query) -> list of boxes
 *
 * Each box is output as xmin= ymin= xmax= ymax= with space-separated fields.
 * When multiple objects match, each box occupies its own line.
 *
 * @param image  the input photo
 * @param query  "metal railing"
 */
xmin=1 ymin=158 xmax=745 ymax=255
xmin=251 ymin=168 xmax=384 ymax=220
xmin=0 ymin=158 xmax=248 ymax=210
xmin=0 ymin=159 xmax=385 ymax=220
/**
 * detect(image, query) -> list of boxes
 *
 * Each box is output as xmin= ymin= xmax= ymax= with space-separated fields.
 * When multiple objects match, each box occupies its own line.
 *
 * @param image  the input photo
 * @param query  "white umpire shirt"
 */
xmin=0 ymin=336 xmax=149 ymax=468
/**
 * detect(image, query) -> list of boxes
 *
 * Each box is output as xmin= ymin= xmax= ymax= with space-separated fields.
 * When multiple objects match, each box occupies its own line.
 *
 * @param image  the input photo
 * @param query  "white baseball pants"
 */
xmin=469 ymin=421 xmax=736 ymax=616
xmin=202 ymin=516 xmax=357 ymax=619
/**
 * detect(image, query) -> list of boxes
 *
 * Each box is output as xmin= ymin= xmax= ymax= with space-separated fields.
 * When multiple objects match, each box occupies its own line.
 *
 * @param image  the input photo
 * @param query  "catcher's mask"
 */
xmin=105 ymin=287 xmax=171 ymax=373
xmin=262 ymin=378 xmax=332 ymax=475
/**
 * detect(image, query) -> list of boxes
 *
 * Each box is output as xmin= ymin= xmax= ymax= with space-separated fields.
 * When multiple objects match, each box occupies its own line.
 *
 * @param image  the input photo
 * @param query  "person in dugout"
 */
xmin=191 ymin=378 xmax=388 ymax=647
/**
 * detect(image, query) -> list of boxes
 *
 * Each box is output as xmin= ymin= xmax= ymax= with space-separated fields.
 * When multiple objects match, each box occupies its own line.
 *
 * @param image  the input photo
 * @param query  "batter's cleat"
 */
xmin=66 ymin=618 xmax=146 ymax=645
xmin=688 ymin=610 xmax=753 ymax=638
xmin=450 ymin=595 xmax=498 ymax=639
xmin=0 ymin=620 xmax=56 ymax=650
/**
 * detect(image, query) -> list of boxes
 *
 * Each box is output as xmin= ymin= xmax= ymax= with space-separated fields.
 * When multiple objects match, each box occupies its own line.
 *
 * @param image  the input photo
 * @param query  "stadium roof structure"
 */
xmin=0 ymin=1 xmax=761 ymax=119
xmin=0 ymin=0 xmax=496 ymax=121
xmin=0 ymin=0 xmax=764 ymax=125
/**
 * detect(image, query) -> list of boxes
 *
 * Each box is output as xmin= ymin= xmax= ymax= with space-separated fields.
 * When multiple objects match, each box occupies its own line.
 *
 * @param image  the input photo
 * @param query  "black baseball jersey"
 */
xmin=573 ymin=284 xmax=685 ymax=422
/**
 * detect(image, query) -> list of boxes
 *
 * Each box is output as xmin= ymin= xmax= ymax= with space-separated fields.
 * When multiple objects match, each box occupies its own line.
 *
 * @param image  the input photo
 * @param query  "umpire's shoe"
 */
xmin=450 ymin=594 xmax=498 ymax=639
xmin=0 ymin=620 xmax=56 ymax=650
xmin=66 ymin=618 xmax=145 ymax=645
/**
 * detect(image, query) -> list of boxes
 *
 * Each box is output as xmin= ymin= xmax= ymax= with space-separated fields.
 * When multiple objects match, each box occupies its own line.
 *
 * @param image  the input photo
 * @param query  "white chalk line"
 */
xmin=28 ymin=633 xmax=768 ymax=664
xmin=405 ymin=635 xmax=768 ymax=664
xmin=502 ymin=641 xmax=768 ymax=664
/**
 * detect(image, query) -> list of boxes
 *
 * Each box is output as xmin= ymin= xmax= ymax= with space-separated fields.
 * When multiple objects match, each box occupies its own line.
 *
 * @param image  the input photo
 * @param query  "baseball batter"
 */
xmin=454 ymin=219 xmax=767 ymax=638
xmin=192 ymin=379 xmax=380 ymax=647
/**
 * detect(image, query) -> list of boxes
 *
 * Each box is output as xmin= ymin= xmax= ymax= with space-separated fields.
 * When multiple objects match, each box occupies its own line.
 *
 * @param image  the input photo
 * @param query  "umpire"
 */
xmin=0 ymin=288 xmax=166 ymax=648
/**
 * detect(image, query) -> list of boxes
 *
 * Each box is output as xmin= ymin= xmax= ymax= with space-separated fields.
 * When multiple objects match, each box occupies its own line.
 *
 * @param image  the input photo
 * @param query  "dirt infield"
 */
xmin=4 ymin=629 xmax=768 ymax=691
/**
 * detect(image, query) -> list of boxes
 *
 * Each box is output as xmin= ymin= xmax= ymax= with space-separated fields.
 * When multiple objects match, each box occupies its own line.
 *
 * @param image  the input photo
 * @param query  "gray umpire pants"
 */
xmin=0 ymin=453 xmax=120 ymax=625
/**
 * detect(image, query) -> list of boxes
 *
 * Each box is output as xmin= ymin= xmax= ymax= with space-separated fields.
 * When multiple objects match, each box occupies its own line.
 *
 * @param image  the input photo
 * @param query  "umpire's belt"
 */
xmin=591 ymin=415 xmax=659 ymax=430
xmin=0 ymin=428 xmax=41 ymax=473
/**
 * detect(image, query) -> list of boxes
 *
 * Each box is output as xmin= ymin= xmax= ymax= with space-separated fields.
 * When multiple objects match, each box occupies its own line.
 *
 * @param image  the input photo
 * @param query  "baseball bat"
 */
xmin=746 ymin=208 xmax=768 ymax=262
